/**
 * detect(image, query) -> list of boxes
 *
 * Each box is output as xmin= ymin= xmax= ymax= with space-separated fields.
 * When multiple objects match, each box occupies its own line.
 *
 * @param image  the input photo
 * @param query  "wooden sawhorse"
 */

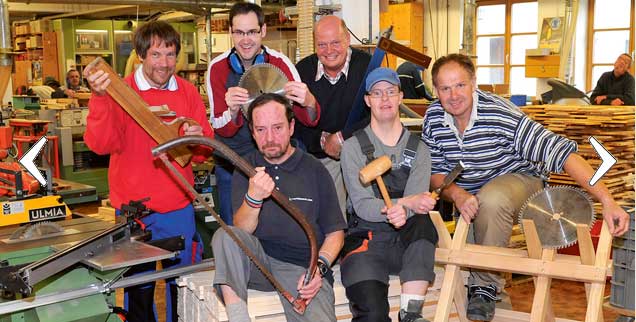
xmin=429 ymin=211 xmax=612 ymax=322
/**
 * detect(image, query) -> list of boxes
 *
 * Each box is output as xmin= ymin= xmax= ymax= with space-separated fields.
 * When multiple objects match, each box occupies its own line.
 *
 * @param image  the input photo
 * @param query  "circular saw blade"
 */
xmin=238 ymin=63 xmax=288 ymax=116
xmin=9 ymin=221 xmax=65 ymax=241
xmin=519 ymin=186 xmax=595 ymax=249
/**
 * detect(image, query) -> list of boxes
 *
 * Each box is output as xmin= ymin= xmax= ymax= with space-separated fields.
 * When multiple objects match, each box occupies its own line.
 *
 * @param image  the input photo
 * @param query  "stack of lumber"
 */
xmin=39 ymin=98 xmax=79 ymax=109
xmin=296 ymin=0 xmax=314 ymax=61
xmin=522 ymin=105 xmax=635 ymax=213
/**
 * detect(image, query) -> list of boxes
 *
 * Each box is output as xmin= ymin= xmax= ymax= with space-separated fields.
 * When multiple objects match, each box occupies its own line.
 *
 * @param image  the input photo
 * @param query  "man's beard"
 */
xmin=260 ymin=142 xmax=289 ymax=160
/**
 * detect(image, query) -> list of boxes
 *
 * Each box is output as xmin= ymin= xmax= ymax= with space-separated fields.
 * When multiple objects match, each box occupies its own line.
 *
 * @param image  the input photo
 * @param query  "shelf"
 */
xmin=75 ymin=50 xmax=111 ymax=55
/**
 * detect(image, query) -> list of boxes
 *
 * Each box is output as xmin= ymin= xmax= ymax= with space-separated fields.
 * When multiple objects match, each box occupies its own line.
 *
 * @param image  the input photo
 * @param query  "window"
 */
xmin=587 ymin=0 xmax=635 ymax=91
xmin=475 ymin=1 xmax=538 ymax=96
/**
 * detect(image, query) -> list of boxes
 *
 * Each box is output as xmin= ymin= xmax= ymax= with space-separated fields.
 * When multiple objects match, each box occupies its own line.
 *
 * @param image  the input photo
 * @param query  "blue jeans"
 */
xmin=215 ymin=164 xmax=234 ymax=225
xmin=120 ymin=204 xmax=202 ymax=322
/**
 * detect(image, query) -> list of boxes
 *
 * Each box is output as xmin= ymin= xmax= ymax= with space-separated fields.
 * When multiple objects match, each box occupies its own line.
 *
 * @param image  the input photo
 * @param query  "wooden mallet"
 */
xmin=359 ymin=155 xmax=393 ymax=207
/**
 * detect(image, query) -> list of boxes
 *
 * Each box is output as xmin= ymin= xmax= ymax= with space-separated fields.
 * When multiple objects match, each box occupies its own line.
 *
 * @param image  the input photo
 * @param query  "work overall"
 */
xmin=340 ymin=130 xmax=438 ymax=322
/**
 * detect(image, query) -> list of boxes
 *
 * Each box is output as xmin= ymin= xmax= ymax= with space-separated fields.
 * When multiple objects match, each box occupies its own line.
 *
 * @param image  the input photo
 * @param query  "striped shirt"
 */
xmin=421 ymin=89 xmax=577 ymax=194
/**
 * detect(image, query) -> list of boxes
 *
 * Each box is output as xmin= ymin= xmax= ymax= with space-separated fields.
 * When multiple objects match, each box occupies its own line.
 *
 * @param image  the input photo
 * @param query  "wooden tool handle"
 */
xmin=86 ymin=57 xmax=193 ymax=167
xmin=375 ymin=176 xmax=393 ymax=208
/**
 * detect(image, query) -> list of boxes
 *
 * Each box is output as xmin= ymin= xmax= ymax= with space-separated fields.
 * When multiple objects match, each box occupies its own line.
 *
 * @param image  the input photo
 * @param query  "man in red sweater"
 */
xmin=83 ymin=21 xmax=214 ymax=322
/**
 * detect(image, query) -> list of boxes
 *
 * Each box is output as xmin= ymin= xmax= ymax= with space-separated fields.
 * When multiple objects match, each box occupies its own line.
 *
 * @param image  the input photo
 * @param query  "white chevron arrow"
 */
xmin=18 ymin=136 xmax=48 ymax=186
xmin=588 ymin=136 xmax=616 ymax=186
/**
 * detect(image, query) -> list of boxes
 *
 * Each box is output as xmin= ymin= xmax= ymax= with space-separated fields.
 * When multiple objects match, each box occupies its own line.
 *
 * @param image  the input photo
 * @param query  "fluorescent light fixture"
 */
xmin=76 ymin=29 xmax=108 ymax=33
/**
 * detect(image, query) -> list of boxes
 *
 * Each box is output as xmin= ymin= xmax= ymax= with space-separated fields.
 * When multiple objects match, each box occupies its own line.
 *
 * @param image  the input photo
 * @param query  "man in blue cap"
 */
xmin=340 ymin=67 xmax=438 ymax=322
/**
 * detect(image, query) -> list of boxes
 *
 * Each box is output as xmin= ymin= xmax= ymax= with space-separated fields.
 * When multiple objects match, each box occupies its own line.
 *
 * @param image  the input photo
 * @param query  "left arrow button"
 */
xmin=18 ymin=136 xmax=48 ymax=186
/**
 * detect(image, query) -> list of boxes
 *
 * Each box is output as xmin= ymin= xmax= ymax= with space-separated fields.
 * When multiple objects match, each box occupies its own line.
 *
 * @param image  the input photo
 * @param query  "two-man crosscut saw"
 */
xmin=85 ymin=59 xmax=318 ymax=314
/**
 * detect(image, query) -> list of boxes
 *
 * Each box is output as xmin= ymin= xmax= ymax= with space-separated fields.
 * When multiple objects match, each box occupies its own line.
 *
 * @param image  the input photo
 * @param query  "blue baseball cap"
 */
xmin=365 ymin=67 xmax=401 ymax=92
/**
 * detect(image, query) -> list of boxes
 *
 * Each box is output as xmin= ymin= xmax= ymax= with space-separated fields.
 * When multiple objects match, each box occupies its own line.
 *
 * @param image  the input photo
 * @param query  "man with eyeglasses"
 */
xmin=590 ymin=53 xmax=634 ymax=106
xmin=340 ymin=68 xmax=437 ymax=322
xmin=294 ymin=15 xmax=372 ymax=216
xmin=206 ymin=2 xmax=319 ymax=226
xmin=421 ymin=53 xmax=630 ymax=321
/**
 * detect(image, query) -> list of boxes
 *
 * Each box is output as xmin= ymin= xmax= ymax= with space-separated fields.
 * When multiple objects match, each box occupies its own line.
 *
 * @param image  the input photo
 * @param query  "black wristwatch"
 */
xmin=317 ymin=259 xmax=329 ymax=278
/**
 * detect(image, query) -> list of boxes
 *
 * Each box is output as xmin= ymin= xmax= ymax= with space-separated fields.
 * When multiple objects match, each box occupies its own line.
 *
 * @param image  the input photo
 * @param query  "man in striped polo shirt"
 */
xmin=421 ymin=53 xmax=630 ymax=321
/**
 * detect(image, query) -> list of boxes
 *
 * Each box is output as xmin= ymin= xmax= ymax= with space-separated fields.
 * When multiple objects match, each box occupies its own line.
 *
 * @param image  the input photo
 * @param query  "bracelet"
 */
xmin=244 ymin=193 xmax=263 ymax=208
xmin=336 ymin=131 xmax=344 ymax=146
xmin=318 ymin=254 xmax=331 ymax=267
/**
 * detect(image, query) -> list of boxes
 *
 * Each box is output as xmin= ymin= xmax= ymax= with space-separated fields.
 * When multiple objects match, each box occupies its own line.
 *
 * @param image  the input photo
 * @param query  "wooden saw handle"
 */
xmin=86 ymin=57 xmax=194 ymax=167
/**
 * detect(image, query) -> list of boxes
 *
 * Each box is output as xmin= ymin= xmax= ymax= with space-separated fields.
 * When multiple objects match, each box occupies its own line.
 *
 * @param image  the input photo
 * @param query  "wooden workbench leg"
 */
xmin=521 ymin=219 xmax=556 ymax=322
xmin=577 ymin=224 xmax=604 ymax=322
xmin=433 ymin=215 xmax=469 ymax=322
xmin=584 ymin=222 xmax=612 ymax=322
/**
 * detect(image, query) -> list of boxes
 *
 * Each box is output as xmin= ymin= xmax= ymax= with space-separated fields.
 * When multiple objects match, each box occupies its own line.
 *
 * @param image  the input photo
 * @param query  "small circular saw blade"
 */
xmin=238 ymin=63 xmax=288 ymax=116
xmin=9 ymin=221 xmax=65 ymax=241
xmin=519 ymin=186 xmax=595 ymax=249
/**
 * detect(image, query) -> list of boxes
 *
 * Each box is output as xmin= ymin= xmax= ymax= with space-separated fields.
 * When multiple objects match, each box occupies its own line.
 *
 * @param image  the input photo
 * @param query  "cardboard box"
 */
xmin=29 ymin=20 xmax=50 ymax=33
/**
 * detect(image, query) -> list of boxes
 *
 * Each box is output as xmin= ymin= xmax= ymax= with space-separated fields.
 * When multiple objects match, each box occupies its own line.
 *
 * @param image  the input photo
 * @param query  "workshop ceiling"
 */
xmin=7 ymin=1 xmax=295 ymax=22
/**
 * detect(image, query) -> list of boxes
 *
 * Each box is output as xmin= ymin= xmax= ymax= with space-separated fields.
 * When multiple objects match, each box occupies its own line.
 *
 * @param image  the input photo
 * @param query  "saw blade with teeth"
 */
xmin=518 ymin=186 xmax=595 ymax=249
xmin=9 ymin=221 xmax=65 ymax=241
xmin=238 ymin=63 xmax=288 ymax=117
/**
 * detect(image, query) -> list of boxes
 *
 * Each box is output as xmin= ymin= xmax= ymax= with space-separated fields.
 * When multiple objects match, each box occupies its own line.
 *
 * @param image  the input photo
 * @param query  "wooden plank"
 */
xmin=434 ymin=248 xmax=607 ymax=283
xmin=434 ymin=217 xmax=469 ymax=322
xmin=584 ymin=222 xmax=612 ymax=322
xmin=577 ymin=224 xmax=603 ymax=322
xmin=522 ymin=219 xmax=555 ymax=322
xmin=85 ymin=58 xmax=193 ymax=167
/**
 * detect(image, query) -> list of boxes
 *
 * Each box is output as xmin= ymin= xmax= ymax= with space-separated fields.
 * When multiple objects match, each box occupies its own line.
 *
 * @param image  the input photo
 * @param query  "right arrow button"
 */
xmin=588 ymin=136 xmax=617 ymax=186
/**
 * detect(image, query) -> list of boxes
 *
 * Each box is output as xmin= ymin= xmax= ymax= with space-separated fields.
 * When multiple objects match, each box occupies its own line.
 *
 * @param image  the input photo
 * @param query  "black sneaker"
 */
xmin=466 ymin=284 xmax=499 ymax=321
xmin=398 ymin=299 xmax=430 ymax=322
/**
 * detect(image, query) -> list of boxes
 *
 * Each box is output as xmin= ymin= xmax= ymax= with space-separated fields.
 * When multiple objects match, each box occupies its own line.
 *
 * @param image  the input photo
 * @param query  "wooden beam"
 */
xmin=85 ymin=58 xmax=193 ymax=167
xmin=522 ymin=219 xmax=556 ymax=322
xmin=434 ymin=248 xmax=607 ymax=283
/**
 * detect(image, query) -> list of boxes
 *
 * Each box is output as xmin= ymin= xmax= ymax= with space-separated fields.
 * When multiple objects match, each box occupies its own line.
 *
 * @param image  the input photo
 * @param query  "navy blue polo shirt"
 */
xmin=231 ymin=148 xmax=346 ymax=267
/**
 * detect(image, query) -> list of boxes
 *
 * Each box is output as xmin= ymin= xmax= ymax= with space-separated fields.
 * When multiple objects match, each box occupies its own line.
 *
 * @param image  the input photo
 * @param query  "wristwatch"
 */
xmin=317 ymin=259 xmax=329 ymax=278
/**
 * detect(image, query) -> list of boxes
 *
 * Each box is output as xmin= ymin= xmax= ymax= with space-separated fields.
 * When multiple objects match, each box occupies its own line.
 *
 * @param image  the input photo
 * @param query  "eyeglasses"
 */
xmin=436 ymin=81 xmax=471 ymax=95
xmin=367 ymin=88 xmax=400 ymax=99
xmin=231 ymin=29 xmax=261 ymax=38
xmin=317 ymin=40 xmax=343 ymax=51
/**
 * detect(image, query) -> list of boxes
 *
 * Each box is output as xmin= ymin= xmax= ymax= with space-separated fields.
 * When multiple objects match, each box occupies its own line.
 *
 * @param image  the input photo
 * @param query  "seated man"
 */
xmin=341 ymin=67 xmax=437 ymax=322
xmin=590 ymin=53 xmax=634 ymax=106
xmin=61 ymin=69 xmax=90 ymax=98
xmin=422 ymin=53 xmax=630 ymax=321
xmin=211 ymin=93 xmax=346 ymax=322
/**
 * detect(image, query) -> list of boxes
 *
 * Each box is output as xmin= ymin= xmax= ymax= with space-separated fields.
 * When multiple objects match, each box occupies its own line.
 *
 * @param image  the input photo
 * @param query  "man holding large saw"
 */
xmin=84 ymin=21 xmax=214 ymax=322
xmin=206 ymin=1 xmax=319 ymax=226
xmin=421 ymin=53 xmax=629 ymax=321
xmin=211 ymin=93 xmax=345 ymax=322
xmin=341 ymin=68 xmax=437 ymax=322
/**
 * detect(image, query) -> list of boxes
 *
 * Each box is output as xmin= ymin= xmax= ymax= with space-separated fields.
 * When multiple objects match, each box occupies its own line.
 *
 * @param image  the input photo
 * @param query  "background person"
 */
xmin=590 ymin=53 xmax=634 ymax=106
